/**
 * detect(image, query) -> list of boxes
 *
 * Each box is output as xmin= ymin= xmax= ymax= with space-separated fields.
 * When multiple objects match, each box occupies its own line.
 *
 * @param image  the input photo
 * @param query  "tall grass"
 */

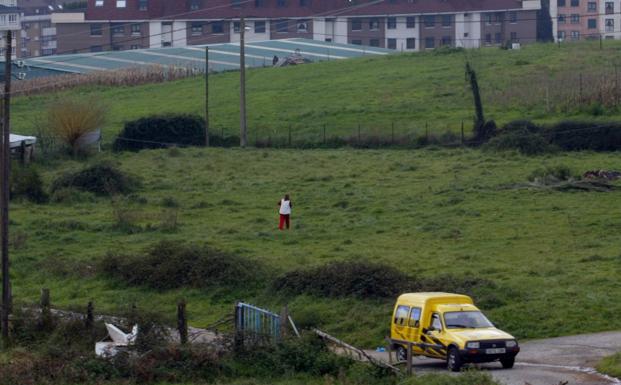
xmin=46 ymin=97 xmax=106 ymax=155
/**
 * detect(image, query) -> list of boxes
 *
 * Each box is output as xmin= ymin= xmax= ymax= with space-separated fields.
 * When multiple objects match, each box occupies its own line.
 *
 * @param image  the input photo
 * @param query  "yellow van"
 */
xmin=390 ymin=292 xmax=519 ymax=371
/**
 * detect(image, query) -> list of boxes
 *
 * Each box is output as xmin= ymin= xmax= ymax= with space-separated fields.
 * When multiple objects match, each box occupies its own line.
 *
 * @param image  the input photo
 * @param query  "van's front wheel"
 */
xmin=500 ymin=356 xmax=515 ymax=369
xmin=447 ymin=348 xmax=462 ymax=372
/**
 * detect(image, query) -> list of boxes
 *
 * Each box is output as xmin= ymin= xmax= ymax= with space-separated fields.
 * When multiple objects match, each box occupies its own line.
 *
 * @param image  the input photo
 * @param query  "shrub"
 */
xmin=51 ymin=162 xmax=140 ymax=196
xmin=546 ymin=121 xmax=621 ymax=151
xmin=528 ymin=164 xmax=576 ymax=183
xmin=99 ymin=240 xmax=261 ymax=290
xmin=46 ymin=97 xmax=106 ymax=156
xmin=113 ymin=114 xmax=206 ymax=151
xmin=485 ymin=130 xmax=554 ymax=155
xmin=10 ymin=164 xmax=48 ymax=203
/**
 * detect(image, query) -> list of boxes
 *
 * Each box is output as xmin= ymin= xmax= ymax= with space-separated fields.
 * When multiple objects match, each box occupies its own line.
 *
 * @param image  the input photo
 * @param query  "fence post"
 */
xmin=406 ymin=342 xmax=413 ymax=375
xmin=177 ymin=299 xmax=188 ymax=344
xmin=460 ymin=121 xmax=464 ymax=145
xmin=234 ymin=303 xmax=243 ymax=351
xmin=85 ymin=301 xmax=94 ymax=330
xmin=279 ymin=304 xmax=289 ymax=339
xmin=40 ymin=288 xmax=52 ymax=330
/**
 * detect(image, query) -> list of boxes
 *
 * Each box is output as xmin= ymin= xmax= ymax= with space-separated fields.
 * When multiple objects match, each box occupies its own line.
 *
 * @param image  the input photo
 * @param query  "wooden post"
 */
xmin=40 ymin=288 xmax=52 ymax=331
xmin=406 ymin=342 xmax=413 ymax=375
xmin=85 ymin=301 xmax=94 ymax=329
xmin=205 ymin=46 xmax=210 ymax=147
xmin=177 ymin=299 xmax=188 ymax=344
xmin=279 ymin=304 xmax=289 ymax=339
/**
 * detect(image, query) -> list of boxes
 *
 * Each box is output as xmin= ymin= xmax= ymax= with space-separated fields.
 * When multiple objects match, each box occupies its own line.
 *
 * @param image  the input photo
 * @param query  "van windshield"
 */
xmin=443 ymin=311 xmax=494 ymax=329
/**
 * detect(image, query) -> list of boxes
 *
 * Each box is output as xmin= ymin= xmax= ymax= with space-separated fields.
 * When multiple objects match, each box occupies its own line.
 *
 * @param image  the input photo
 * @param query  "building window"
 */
xmin=116 ymin=0 xmax=126 ymax=7
xmin=587 ymin=1 xmax=596 ymax=11
xmin=112 ymin=45 xmax=123 ymax=50
xmin=570 ymin=14 xmax=580 ymax=23
xmin=90 ymin=45 xmax=103 ymax=52
xmin=138 ymin=0 xmax=147 ymax=10
xmin=387 ymin=38 xmax=396 ymax=49
xmin=369 ymin=18 xmax=380 ymax=30
xmin=299 ymin=0 xmax=309 ymax=5
xmin=95 ymin=0 xmax=104 ymax=6
xmin=495 ymin=32 xmax=502 ymax=43
xmin=588 ymin=18 xmax=597 ymax=28
xmin=130 ymin=44 xmax=140 ymax=49
xmin=406 ymin=16 xmax=415 ymax=28
xmin=276 ymin=0 xmax=286 ymax=6
xmin=90 ymin=23 xmax=102 ymax=36
xmin=424 ymin=37 xmax=435 ymax=48
xmin=351 ymin=18 xmax=362 ymax=31
xmin=509 ymin=11 xmax=517 ymax=23
xmin=570 ymin=0 xmax=579 ymax=6
xmin=510 ymin=32 xmax=517 ymax=41
xmin=441 ymin=15 xmax=451 ymax=27
xmin=484 ymin=14 xmax=492 ymax=25
xmin=387 ymin=17 xmax=396 ymax=29
xmin=606 ymin=18 xmax=614 ymax=32
xmin=231 ymin=0 xmax=242 ymax=7
xmin=406 ymin=37 xmax=416 ymax=49
xmin=233 ymin=21 xmax=240 ymax=33
xmin=254 ymin=20 xmax=266 ymax=33
xmin=254 ymin=0 xmax=265 ymax=6
xmin=423 ymin=15 xmax=435 ymax=27
xmin=485 ymin=33 xmax=491 ymax=44
xmin=190 ymin=0 xmax=201 ymax=10
xmin=570 ymin=30 xmax=580 ymax=40
xmin=191 ymin=22 xmax=203 ymax=35
xmin=275 ymin=19 xmax=288 ymax=32
xmin=297 ymin=20 xmax=308 ymax=32
xmin=211 ymin=22 xmax=224 ymax=34
xmin=557 ymin=0 xmax=565 ymax=5
xmin=494 ymin=12 xmax=503 ymax=23
xmin=131 ymin=24 xmax=141 ymax=35
xmin=111 ymin=24 xmax=124 ymax=36
xmin=558 ymin=14 xmax=566 ymax=24
xmin=351 ymin=39 xmax=362 ymax=45
xmin=369 ymin=39 xmax=379 ymax=47
xmin=441 ymin=36 xmax=451 ymax=46
xmin=558 ymin=30 xmax=566 ymax=39
xmin=606 ymin=2 xmax=614 ymax=13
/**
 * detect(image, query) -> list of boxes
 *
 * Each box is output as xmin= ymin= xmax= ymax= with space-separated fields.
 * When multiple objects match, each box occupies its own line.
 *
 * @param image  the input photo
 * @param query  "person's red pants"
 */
xmin=279 ymin=214 xmax=290 ymax=230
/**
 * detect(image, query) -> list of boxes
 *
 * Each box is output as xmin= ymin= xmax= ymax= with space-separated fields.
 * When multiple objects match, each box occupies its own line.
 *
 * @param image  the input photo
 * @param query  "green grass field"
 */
xmin=11 ymin=40 xmax=621 ymax=143
xmin=8 ymin=147 xmax=621 ymax=347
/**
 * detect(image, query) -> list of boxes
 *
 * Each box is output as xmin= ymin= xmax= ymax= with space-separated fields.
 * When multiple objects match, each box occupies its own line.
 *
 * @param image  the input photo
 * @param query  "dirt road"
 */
xmin=366 ymin=331 xmax=621 ymax=385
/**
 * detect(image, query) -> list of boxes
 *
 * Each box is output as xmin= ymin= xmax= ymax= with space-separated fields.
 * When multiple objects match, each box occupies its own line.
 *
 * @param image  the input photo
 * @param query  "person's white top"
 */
xmin=279 ymin=199 xmax=291 ymax=215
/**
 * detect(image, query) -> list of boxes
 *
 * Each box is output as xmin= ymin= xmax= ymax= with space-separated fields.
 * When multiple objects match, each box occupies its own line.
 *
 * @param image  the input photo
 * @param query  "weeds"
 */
xmin=51 ymin=162 xmax=140 ymax=196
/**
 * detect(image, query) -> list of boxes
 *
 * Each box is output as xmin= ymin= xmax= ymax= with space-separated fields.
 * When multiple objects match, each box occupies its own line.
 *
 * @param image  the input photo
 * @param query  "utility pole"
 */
xmin=1 ymin=29 xmax=13 ymax=346
xmin=205 ymin=46 xmax=209 ymax=147
xmin=239 ymin=16 xmax=247 ymax=148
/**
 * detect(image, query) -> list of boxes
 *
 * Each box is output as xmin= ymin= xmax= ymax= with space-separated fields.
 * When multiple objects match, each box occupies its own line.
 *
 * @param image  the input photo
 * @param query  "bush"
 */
xmin=10 ymin=164 xmax=48 ymax=203
xmin=485 ymin=130 xmax=555 ymax=155
xmin=46 ymin=97 xmax=106 ymax=156
xmin=51 ymin=162 xmax=140 ymax=196
xmin=113 ymin=114 xmax=206 ymax=151
xmin=528 ymin=164 xmax=576 ymax=184
xmin=546 ymin=121 xmax=621 ymax=151
xmin=99 ymin=240 xmax=262 ymax=290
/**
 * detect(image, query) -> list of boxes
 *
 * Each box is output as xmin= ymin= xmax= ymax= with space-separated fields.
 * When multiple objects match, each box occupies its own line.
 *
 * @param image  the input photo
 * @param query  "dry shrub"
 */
xmin=47 ymin=97 xmax=106 ymax=156
xmin=15 ymin=65 xmax=199 ymax=97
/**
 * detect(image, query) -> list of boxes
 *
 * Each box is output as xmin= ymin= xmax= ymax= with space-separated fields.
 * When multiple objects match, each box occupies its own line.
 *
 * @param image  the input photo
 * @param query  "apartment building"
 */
xmin=0 ymin=0 xmax=23 ymax=60
xmin=553 ymin=0 xmax=621 ymax=41
xmin=17 ymin=0 xmax=59 ymax=58
xmin=51 ymin=0 xmax=542 ymax=55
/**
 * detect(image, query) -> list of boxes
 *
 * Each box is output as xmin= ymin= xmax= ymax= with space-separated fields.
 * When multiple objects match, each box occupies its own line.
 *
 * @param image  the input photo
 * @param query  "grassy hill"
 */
xmin=9 ymin=147 xmax=621 ymax=347
xmin=12 ymin=39 xmax=621 ymax=144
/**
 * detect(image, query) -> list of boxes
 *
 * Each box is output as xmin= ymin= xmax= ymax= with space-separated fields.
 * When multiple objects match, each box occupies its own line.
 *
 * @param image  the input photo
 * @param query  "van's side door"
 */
xmin=406 ymin=307 xmax=424 ymax=354
xmin=422 ymin=313 xmax=447 ymax=358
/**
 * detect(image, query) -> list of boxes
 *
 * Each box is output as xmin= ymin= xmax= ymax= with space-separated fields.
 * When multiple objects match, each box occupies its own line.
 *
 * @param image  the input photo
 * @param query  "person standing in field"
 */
xmin=278 ymin=194 xmax=292 ymax=230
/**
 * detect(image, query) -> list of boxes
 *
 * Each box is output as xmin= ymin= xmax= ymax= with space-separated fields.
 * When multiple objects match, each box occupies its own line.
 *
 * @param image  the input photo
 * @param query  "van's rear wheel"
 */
xmin=447 ymin=348 xmax=462 ymax=372
xmin=396 ymin=345 xmax=407 ymax=362
xmin=500 ymin=356 xmax=515 ymax=369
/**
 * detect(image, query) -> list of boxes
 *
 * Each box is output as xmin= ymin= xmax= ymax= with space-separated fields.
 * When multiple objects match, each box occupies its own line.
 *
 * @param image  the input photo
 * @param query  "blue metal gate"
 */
xmin=235 ymin=302 xmax=281 ymax=341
